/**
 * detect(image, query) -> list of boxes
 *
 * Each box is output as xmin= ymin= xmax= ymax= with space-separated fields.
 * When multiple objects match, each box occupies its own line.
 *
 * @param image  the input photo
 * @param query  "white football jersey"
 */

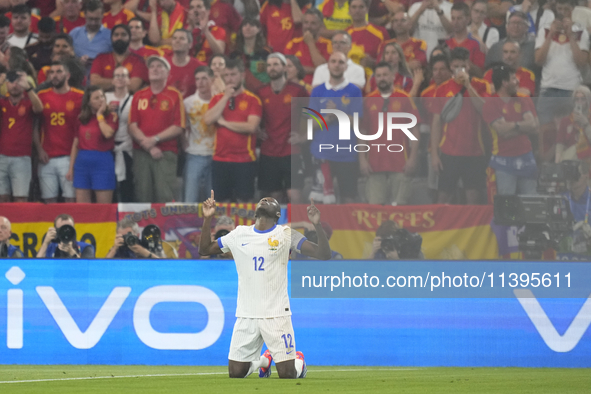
xmin=218 ymin=224 xmax=306 ymax=318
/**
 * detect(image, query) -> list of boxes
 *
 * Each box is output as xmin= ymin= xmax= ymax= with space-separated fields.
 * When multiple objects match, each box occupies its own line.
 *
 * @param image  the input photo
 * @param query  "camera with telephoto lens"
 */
xmin=494 ymin=161 xmax=579 ymax=259
xmin=122 ymin=232 xmax=140 ymax=247
xmin=380 ymin=229 xmax=423 ymax=259
xmin=141 ymin=224 xmax=162 ymax=254
xmin=52 ymin=224 xmax=76 ymax=244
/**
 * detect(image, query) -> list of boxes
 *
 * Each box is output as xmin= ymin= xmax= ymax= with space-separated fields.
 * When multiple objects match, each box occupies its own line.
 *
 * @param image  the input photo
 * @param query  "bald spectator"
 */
xmin=0 ymin=216 xmax=23 ymax=258
xmin=484 ymin=41 xmax=536 ymax=97
xmin=312 ymin=31 xmax=365 ymax=89
xmin=90 ymin=24 xmax=148 ymax=92
xmin=284 ymin=8 xmax=332 ymax=84
xmin=128 ymin=56 xmax=186 ymax=202
xmin=7 ymin=4 xmax=38 ymax=48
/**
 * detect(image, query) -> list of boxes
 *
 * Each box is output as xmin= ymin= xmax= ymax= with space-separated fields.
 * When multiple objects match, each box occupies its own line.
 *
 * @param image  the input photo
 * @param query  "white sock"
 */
xmin=246 ymin=355 xmax=270 ymax=377
xmin=294 ymin=358 xmax=304 ymax=378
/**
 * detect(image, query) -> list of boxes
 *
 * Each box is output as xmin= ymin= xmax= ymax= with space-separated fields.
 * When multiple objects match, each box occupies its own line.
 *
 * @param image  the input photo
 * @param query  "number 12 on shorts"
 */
xmin=253 ymin=256 xmax=264 ymax=271
xmin=281 ymin=333 xmax=294 ymax=353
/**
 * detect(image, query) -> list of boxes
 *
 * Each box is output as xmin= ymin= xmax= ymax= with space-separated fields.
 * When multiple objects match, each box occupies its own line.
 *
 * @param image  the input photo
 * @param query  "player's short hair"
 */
xmin=86 ymin=0 xmax=104 ymax=13
xmin=50 ymin=60 xmax=70 ymax=73
xmin=194 ymin=65 xmax=214 ymax=77
xmin=117 ymin=218 xmax=139 ymax=234
xmin=556 ymin=0 xmax=576 ymax=6
xmin=374 ymin=61 xmax=394 ymax=73
xmin=332 ymin=31 xmax=351 ymax=45
xmin=451 ymin=2 xmax=470 ymax=16
xmin=53 ymin=32 xmax=74 ymax=47
xmin=111 ymin=24 xmax=131 ymax=39
xmin=491 ymin=64 xmax=515 ymax=91
xmin=305 ymin=8 xmax=324 ymax=22
xmin=38 ymin=16 xmax=56 ymax=33
xmin=348 ymin=0 xmax=369 ymax=7
xmin=11 ymin=4 xmax=31 ymax=16
xmin=225 ymin=58 xmax=245 ymax=73
xmin=198 ymin=0 xmax=212 ymax=10
xmin=54 ymin=214 xmax=74 ymax=228
xmin=128 ymin=17 xmax=146 ymax=30
xmin=173 ymin=28 xmax=193 ymax=45
xmin=430 ymin=54 xmax=450 ymax=70
xmin=450 ymin=47 xmax=470 ymax=62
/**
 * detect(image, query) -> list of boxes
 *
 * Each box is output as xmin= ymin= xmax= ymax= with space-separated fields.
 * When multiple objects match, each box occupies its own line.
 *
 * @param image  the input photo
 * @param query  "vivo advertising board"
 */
xmin=0 ymin=259 xmax=590 ymax=367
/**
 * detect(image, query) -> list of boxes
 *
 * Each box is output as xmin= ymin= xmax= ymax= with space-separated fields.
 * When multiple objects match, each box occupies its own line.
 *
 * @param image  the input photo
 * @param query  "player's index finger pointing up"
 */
xmin=211 ymin=190 xmax=214 ymax=200
xmin=310 ymin=198 xmax=315 ymax=207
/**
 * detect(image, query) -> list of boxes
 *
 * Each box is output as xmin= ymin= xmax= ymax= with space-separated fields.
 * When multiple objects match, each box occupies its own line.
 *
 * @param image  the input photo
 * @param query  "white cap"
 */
xmin=146 ymin=56 xmax=171 ymax=71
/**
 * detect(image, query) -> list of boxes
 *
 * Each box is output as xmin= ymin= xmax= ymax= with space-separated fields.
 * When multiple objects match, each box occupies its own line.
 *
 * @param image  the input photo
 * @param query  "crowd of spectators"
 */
xmin=0 ymin=0 xmax=589 ymax=206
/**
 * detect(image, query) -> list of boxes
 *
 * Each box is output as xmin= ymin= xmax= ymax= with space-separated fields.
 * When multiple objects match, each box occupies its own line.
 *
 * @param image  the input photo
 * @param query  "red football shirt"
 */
xmin=378 ymin=37 xmax=427 ymax=68
xmin=210 ymin=90 xmax=263 ymax=163
xmin=37 ymin=66 xmax=49 ymax=84
xmin=256 ymin=82 xmax=309 ymax=157
xmin=130 ymin=45 xmax=163 ymax=59
xmin=190 ymin=25 xmax=226 ymax=64
xmin=165 ymin=56 xmax=206 ymax=98
xmin=445 ymin=36 xmax=485 ymax=69
xmin=54 ymin=14 xmax=85 ymax=33
xmin=210 ymin=0 xmax=242 ymax=46
xmin=102 ymin=9 xmax=135 ymax=29
xmin=346 ymin=23 xmax=389 ymax=63
xmin=0 ymin=97 xmax=34 ymax=157
xmin=284 ymin=37 xmax=332 ymax=84
xmin=7 ymin=12 xmax=39 ymax=34
xmin=260 ymin=2 xmax=310 ymax=52
xmin=90 ymin=52 xmax=149 ymax=83
xmin=432 ymin=77 xmax=491 ymax=156
xmin=77 ymin=113 xmax=119 ymax=151
xmin=483 ymin=67 xmax=536 ymax=96
xmin=129 ymin=86 xmax=186 ymax=153
xmin=482 ymin=94 xmax=535 ymax=157
xmin=38 ymin=87 xmax=84 ymax=158
xmin=364 ymin=89 xmax=420 ymax=173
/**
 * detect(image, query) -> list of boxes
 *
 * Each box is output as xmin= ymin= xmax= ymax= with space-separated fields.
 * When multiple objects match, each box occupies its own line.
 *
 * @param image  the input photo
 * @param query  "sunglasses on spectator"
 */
xmin=229 ymin=97 xmax=235 ymax=111
xmin=114 ymin=74 xmax=129 ymax=78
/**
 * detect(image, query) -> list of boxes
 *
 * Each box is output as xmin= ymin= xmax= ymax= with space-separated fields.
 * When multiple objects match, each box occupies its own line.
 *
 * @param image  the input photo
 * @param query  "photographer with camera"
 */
xmin=371 ymin=220 xmax=424 ymax=260
xmin=105 ymin=218 xmax=160 ymax=259
xmin=36 ymin=214 xmax=95 ymax=258
xmin=0 ymin=216 xmax=23 ymax=258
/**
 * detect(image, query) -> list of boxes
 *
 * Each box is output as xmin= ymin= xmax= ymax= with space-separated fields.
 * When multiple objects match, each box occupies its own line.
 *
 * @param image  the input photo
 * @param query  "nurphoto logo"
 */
xmin=302 ymin=107 xmax=417 ymax=154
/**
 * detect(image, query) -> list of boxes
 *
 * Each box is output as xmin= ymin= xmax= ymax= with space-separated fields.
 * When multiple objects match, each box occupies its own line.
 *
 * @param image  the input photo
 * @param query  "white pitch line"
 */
xmin=0 ymin=368 xmax=422 ymax=384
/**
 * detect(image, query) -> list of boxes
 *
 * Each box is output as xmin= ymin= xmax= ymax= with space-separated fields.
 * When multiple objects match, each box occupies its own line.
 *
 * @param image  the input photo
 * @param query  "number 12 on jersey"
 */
xmin=253 ymin=256 xmax=265 ymax=271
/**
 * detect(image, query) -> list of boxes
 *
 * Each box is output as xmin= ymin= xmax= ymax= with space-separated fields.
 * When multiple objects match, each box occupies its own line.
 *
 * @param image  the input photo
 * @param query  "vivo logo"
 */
xmin=5 ymin=267 xmax=224 ymax=350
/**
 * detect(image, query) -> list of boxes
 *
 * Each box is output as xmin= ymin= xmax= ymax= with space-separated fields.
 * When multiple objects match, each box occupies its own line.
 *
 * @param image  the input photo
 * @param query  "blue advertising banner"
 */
xmin=1 ymin=260 xmax=590 ymax=367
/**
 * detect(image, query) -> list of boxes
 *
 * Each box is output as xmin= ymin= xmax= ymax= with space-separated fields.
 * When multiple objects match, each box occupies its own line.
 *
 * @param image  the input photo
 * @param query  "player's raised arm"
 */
xmin=299 ymin=199 xmax=332 ymax=260
xmin=199 ymin=190 xmax=224 ymax=256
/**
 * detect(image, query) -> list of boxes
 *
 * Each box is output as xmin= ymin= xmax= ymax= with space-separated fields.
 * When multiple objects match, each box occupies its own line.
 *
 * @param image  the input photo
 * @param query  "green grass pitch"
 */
xmin=0 ymin=365 xmax=590 ymax=394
